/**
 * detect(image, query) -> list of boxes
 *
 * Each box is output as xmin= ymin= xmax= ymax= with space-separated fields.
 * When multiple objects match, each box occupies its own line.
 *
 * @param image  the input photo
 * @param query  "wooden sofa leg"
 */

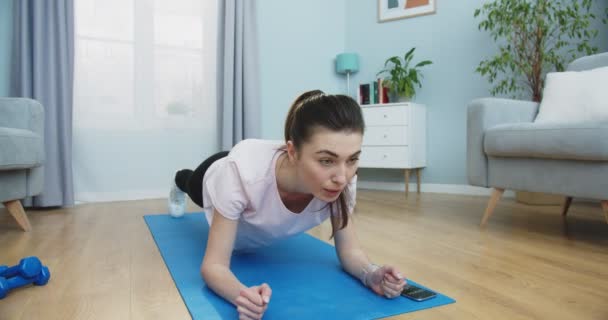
xmin=481 ymin=188 xmax=504 ymax=227
xmin=561 ymin=197 xmax=573 ymax=217
xmin=3 ymin=200 xmax=32 ymax=231
xmin=601 ymin=200 xmax=608 ymax=224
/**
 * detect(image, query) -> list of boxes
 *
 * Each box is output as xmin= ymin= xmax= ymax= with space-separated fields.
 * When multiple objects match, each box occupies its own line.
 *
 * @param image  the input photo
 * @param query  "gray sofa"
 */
xmin=467 ymin=52 xmax=608 ymax=226
xmin=0 ymin=98 xmax=45 ymax=231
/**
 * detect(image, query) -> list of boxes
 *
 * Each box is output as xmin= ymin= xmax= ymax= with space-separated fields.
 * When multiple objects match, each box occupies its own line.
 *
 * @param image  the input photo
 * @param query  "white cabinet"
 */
xmin=359 ymin=102 xmax=427 ymax=194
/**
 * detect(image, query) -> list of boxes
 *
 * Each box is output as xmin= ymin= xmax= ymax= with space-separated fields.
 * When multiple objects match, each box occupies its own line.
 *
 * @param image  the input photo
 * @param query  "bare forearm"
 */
xmin=201 ymin=263 xmax=246 ymax=305
xmin=334 ymin=221 xmax=406 ymax=298
xmin=338 ymin=248 xmax=374 ymax=285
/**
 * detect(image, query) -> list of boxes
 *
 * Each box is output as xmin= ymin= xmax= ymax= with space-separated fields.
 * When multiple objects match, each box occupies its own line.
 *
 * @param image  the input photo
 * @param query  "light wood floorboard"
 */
xmin=1 ymin=190 xmax=607 ymax=320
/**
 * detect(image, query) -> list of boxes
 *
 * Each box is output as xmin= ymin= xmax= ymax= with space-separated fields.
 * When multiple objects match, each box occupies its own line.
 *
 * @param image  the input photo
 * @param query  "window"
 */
xmin=72 ymin=0 xmax=219 ymax=202
xmin=74 ymin=0 xmax=216 ymax=127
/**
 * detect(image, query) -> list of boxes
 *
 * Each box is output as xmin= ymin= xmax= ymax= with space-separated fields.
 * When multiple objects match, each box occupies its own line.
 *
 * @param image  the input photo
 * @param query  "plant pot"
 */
xmin=390 ymin=93 xmax=411 ymax=103
xmin=515 ymin=191 xmax=564 ymax=205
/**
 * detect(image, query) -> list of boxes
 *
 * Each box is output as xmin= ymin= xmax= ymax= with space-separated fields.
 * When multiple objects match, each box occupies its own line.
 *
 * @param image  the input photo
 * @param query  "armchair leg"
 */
xmin=481 ymin=188 xmax=504 ymax=227
xmin=3 ymin=200 xmax=32 ymax=231
xmin=561 ymin=197 xmax=573 ymax=217
xmin=601 ymin=200 xmax=608 ymax=224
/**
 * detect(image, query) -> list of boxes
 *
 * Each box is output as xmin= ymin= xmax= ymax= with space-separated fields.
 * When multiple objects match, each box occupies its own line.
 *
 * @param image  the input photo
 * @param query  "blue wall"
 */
xmin=346 ymin=1 xmax=498 ymax=185
xmin=257 ymin=0 xmax=346 ymax=140
xmin=1 ymin=1 xmax=605 ymax=187
xmin=258 ymin=0 xmax=608 ymax=186
xmin=0 ymin=0 xmax=12 ymax=96
xmin=343 ymin=0 xmax=608 ymax=185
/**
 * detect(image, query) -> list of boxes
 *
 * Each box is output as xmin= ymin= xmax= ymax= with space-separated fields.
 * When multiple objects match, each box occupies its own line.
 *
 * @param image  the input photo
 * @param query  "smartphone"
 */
xmin=401 ymin=284 xmax=437 ymax=301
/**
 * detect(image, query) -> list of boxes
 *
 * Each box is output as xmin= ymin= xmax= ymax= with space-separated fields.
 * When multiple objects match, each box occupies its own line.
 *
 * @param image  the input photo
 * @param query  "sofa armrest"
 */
xmin=0 ymin=98 xmax=44 ymax=138
xmin=467 ymin=97 xmax=539 ymax=187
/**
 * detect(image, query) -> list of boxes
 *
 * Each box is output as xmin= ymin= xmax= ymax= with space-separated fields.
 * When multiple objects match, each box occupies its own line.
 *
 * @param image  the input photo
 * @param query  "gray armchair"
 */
xmin=0 ymin=98 xmax=45 ymax=231
xmin=467 ymin=52 xmax=608 ymax=226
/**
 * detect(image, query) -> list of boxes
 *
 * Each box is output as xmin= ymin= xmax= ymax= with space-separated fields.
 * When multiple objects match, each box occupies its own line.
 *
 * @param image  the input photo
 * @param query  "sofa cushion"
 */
xmin=484 ymin=122 xmax=608 ymax=161
xmin=0 ymin=127 xmax=44 ymax=169
xmin=534 ymin=66 xmax=608 ymax=124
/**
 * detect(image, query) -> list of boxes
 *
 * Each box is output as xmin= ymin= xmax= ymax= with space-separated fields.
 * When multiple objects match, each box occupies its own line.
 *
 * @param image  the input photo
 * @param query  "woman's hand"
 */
xmin=367 ymin=265 xmax=407 ymax=298
xmin=234 ymin=283 xmax=272 ymax=320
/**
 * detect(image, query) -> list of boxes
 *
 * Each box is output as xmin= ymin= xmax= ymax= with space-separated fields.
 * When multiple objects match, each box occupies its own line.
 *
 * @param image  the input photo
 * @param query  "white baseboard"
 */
xmin=75 ymin=189 xmax=167 ymax=204
xmin=357 ymin=181 xmax=516 ymax=197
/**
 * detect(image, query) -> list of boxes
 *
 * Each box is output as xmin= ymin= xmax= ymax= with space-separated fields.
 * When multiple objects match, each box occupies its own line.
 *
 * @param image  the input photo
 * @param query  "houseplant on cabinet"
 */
xmin=377 ymin=47 xmax=432 ymax=102
xmin=474 ymin=0 xmax=607 ymax=204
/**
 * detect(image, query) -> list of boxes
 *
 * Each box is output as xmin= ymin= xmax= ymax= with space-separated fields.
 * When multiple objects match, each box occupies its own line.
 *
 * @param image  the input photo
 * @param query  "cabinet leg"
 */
xmin=416 ymin=168 xmax=421 ymax=194
xmin=601 ymin=200 xmax=608 ymax=224
xmin=561 ymin=197 xmax=573 ymax=217
xmin=404 ymin=169 xmax=410 ymax=195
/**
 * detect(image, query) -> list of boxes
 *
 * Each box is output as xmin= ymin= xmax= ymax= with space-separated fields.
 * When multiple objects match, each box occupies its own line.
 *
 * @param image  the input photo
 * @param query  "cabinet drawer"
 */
xmin=362 ymin=107 xmax=408 ymax=126
xmin=359 ymin=146 xmax=409 ymax=168
xmin=363 ymin=126 xmax=408 ymax=146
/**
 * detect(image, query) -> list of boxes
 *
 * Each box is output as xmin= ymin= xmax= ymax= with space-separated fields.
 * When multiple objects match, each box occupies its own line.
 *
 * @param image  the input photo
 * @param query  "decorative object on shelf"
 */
xmin=378 ymin=0 xmax=436 ymax=22
xmin=474 ymin=0 xmax=607 ymax=102
xmin=335 ymin=52 xmax=360 ymax=96
xmin=358 ymin=80 xmax=390 ymax=105
xmin=376 ymin=47 xmax=432 ymax=102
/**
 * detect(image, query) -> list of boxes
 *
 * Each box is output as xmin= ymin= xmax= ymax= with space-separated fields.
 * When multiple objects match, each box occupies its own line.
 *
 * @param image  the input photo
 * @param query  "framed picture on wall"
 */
xmin=378 ymin=0 xmax=436 ymax=22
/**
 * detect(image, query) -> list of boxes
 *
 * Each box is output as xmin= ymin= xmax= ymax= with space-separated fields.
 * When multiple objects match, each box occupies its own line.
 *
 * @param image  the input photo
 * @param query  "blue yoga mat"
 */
xmin=144 ymin=213 xmax=455 ymax=319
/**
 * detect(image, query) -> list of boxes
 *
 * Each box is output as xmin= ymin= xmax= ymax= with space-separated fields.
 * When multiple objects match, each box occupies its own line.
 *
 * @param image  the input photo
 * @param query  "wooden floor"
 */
xmin=1 ymin=190 xmax=607 ymax=320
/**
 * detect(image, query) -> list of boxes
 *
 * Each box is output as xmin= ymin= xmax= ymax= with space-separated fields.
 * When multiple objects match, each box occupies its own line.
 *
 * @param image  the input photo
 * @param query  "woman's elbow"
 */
xmin=200 ymin=261 xmax=211 ymax=281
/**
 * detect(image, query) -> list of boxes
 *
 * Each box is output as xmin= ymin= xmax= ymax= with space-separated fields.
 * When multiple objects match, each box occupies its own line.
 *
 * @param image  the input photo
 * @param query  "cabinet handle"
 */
xmin=383 ymin=154 xmax=387 ymax=158
xmin=383 ymin=114 xmax=387 ymax=118
xmin=383 ymin=134 xmax=388 ymax=138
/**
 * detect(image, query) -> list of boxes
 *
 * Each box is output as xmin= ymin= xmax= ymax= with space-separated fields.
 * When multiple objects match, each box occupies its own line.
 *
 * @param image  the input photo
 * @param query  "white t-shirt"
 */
xmin=202 ymin=139 xmax=357 ymax=251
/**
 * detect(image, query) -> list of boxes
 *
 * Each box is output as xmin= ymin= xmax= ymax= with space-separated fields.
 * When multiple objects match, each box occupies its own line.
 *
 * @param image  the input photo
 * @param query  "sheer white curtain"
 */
xmin=73 ymin=0 xmax=219 ymax=202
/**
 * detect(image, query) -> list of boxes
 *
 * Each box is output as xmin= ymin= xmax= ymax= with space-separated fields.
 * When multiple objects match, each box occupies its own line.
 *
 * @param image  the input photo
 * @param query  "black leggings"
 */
xmin=174 ymin=151 xmax=230 ymax=208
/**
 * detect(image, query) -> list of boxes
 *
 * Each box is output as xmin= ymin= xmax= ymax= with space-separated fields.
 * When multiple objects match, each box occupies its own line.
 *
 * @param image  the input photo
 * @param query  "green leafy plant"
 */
xmin=474 ymin=0 xmax=607 ymax=102
xmin=166 ymin=100 xmax=190 ymax=115
xmin=377 ymin=48 xmax=432 ymax=100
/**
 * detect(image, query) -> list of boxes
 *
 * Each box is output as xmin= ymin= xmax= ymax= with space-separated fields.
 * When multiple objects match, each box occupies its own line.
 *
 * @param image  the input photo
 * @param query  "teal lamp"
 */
xmin=336 ymin=53 xmax=359 ymax=96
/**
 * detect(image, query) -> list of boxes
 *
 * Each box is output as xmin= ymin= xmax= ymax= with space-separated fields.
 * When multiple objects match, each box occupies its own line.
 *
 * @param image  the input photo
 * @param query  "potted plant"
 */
xmin=474 ymin=0 xmax=607 ymax=205
xmin=377 ymin=47 xmax=432 ymax=102
xmin=474 ymin=0 xmax=606 ymax=102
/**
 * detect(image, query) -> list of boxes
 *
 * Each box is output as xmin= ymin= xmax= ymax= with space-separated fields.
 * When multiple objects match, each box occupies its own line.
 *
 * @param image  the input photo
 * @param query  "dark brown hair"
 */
xmin=284 ymin=90 xmax=365 ymax=238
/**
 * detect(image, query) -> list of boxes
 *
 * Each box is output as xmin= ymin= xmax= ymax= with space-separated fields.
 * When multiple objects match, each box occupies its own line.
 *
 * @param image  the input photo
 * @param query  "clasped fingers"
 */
xmin=381 ymin=277 xmax=406 ymax=299
xmin=235 ymin=292 xmax=267 ymax=319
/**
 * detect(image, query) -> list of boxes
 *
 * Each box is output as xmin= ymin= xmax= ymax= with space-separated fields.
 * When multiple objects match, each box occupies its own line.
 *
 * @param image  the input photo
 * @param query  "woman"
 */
xmin=169 ymin=90 xmax=406 ymax=319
